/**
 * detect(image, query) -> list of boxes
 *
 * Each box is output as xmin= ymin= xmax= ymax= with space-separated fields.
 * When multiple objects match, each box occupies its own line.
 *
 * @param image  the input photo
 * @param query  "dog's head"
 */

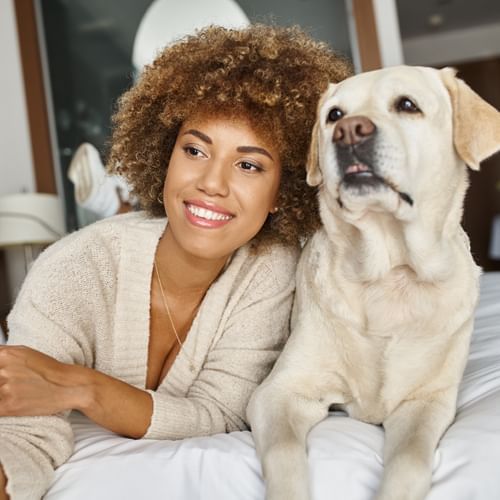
xmin=307 ymin=66 xmax=500 ymax=222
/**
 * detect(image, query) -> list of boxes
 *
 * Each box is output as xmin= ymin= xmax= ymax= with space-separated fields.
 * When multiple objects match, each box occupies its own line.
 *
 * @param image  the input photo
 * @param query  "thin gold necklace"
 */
xmin=153 ymin=260 xmax=196 ymax=373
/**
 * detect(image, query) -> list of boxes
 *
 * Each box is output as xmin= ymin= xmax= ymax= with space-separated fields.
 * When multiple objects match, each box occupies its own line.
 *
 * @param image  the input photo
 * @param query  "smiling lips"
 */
xmin=184 ymin=201 xmax=234 ymax=228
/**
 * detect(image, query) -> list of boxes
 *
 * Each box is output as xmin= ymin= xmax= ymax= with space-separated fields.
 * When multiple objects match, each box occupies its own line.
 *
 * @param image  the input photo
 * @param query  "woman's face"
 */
xmin=163 ymin=116 xmax=281 ymax=261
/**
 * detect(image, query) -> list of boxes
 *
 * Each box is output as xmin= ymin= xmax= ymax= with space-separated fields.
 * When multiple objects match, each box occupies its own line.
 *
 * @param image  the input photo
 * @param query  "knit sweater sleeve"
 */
xmin=0 ymin=225 xmax=118 ymax=500
xmin=144 ymin=245 xmax=298 ymax=439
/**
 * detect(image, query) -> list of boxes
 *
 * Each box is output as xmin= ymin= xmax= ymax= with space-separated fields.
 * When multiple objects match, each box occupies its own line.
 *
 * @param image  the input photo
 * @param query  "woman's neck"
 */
xmin=155 ymin=227 xmax=229 ymax=298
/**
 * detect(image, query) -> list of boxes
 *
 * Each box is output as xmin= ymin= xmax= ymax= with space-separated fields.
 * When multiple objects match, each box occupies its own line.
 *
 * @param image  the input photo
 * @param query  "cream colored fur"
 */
xmin=248 ymin=66 xmax=500 ymax=500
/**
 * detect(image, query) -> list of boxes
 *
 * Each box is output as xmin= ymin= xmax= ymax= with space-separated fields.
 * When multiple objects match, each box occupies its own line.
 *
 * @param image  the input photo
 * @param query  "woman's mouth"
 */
xmin=184 ymin=202 xmax=234 ymax=228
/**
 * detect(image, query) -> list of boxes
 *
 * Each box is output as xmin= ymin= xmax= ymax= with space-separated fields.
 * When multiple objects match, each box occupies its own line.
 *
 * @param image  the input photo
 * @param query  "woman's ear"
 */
xmin=440 ymin=67 xmax=500 ymax=170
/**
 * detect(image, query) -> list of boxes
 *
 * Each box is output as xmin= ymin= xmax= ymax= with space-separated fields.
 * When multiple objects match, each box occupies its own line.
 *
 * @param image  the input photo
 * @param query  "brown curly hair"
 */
xmin=108 ymin=24 xmax=352 ymax=250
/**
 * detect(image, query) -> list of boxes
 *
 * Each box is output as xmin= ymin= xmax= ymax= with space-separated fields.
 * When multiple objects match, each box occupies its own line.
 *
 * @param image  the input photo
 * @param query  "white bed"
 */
xmin=45 ymin=272 xmax=500 ymax=500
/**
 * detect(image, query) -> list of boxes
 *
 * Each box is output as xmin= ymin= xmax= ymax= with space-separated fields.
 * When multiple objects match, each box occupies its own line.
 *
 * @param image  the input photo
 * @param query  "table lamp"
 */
xmin=0 ymin=193 xmax=65 ymax=272
xmin=132 ymin=0 xmax=249 ymax=71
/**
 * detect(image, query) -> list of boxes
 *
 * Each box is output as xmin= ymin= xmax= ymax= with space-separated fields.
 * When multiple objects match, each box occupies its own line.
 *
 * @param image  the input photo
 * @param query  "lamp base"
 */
xmin=490 ymin=214 xmax=500 ymax=260
xmin=0 ymin=316 xmax=7 ymax=343
xmin=4 ymin=245 xmax=44 ymax=303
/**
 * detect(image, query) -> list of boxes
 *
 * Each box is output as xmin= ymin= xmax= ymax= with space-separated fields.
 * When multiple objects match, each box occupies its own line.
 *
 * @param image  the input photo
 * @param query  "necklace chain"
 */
xmin=153 ymin=260 xmax=196 ymax=372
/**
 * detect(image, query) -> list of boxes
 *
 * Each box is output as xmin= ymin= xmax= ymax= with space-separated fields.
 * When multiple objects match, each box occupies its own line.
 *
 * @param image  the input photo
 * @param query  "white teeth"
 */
xmin=187 ymin=204 xmax=232 ymax=221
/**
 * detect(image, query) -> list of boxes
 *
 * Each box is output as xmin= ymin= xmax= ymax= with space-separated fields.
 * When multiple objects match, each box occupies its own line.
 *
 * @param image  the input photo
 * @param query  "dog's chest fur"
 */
xmin=344 ymin=272 xmax=451 ymax=423
xmin=297 ymin=229 xmax=478 ymax=425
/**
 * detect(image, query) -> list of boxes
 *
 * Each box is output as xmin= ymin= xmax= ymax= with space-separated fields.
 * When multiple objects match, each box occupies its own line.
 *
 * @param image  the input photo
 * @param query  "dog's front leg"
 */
xmin=375 ymin=391 xmax=457 ymax=500
xmin=248 ymin=377 xmax=328 ymax=500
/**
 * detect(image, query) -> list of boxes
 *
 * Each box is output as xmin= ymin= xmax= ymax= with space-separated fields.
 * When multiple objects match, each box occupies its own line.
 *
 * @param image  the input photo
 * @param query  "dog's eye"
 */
xmin=396 ymin=97 xmax=421 ymax=114
xmin=327 ymin=107 xmax=344 ymax=122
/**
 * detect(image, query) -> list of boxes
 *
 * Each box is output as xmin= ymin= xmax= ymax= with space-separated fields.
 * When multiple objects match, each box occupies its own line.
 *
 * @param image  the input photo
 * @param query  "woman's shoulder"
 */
xmin=230 ymin=242 xmax=300 ymax=291
xmin=43 ymin=212 xmax=163 ymax=255
xmin=255 ymin=242 xmax=300 ymax=272
xmin=80 ymin=210 xmax=166 ymax=240
xmin=14 ymin=212 xmax=165 ymax=307
xmin=29 ymin=211 xmax=165 ymax=275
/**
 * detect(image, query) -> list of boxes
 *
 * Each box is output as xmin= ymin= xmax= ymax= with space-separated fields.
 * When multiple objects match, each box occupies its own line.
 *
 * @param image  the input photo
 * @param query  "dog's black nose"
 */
xmin=333 ymin=116 xmax=376 ymax=146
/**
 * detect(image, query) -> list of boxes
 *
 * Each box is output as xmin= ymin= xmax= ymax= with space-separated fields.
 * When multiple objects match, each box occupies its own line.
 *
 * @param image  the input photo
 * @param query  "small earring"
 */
xmin=157 ymin=192 xmax=164 ymax=204
xmin=271 ymin=206 xmax=279 ymax=214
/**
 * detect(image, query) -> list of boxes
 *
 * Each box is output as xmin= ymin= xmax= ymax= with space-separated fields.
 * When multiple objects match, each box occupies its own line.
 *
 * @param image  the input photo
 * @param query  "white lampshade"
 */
xmin=0 ymin=193 xmax=65 ymax=247
xmin=132 ymin=0 xmax=250 ymax=71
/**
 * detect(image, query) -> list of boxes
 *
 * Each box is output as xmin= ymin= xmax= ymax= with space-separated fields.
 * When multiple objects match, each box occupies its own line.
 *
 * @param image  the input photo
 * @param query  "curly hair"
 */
xmin=108 ymin=24 xmax=352 ymax=250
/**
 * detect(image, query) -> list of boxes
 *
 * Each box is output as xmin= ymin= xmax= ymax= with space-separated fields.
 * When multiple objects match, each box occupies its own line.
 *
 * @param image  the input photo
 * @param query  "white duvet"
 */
xmin=45 ymin=273 xmax=500 ymax=500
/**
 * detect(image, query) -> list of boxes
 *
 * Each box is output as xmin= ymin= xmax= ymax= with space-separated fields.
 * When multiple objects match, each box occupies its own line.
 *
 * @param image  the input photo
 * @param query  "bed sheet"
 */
xmin=45 ymin=273 xmax=500 ymax=500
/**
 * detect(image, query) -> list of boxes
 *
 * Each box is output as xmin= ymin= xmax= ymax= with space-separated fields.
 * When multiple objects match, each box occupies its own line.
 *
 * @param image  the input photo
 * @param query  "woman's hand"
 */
xmin=0 ymin=345 xmax=153 ymax=438
xmin=0 ymin=346 xmax=84 ymax=416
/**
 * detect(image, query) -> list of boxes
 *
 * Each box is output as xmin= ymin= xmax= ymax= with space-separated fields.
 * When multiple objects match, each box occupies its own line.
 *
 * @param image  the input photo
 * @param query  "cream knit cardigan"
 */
xmin=1 ymin=212 xmax=298 ymax=499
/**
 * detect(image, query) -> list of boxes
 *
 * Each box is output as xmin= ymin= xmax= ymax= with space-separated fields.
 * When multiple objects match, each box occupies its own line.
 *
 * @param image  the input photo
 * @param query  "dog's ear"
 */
xmin=306 ymin=117 xmax=322 ymax=186
xmin=440 ymin=67 xmax=500 ymax=170
xmin=306 ymin=84 xmax=337 ymax=186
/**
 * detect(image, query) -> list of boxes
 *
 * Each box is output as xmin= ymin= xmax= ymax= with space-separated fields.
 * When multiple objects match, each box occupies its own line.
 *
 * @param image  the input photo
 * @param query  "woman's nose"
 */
xmin=196 ymin=160 xmax=230 ymax=196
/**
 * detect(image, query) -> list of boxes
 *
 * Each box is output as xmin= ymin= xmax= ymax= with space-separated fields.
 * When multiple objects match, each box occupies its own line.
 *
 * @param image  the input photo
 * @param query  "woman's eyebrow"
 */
xmin=237 ymin=146 xmax=273 ymax=161
xmin=182 ymin=129 xmax=212 ymax=144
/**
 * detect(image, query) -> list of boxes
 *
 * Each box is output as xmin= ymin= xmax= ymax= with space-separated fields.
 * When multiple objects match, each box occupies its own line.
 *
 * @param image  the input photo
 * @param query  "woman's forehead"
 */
xmin=180 ymin=111 xmax=278 ymax=147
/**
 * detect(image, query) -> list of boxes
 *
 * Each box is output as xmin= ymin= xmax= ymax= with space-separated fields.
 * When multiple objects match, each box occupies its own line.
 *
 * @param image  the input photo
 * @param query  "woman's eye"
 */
xmin=396 ymin=97 xmax=421 ymax=113
xmin=184 ymin=146 xmax=204 ymax=157
xmin=239 ymin=161 xmax=262 ymax=172
xmin=327 ymin=107 xmax=344 ymax=122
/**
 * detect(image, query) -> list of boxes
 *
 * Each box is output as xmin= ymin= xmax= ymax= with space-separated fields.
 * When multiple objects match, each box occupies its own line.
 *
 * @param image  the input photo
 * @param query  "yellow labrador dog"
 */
xmin=247 ymin=66 xmax=500 ymax=500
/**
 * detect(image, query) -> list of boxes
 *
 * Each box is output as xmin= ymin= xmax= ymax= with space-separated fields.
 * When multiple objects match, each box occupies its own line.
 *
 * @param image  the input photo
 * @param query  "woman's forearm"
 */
xmin=68 ymin=365 xmax=153 ymax=438
xmin=0 ymin=346 xmax=153 ymax=438
xmin=0 ymin=466 xmax=9 ymax=500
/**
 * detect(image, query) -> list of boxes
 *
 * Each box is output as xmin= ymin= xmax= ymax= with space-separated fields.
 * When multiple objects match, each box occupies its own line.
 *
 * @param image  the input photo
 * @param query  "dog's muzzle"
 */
xmin=333 ymin=116 xmax=413 ymax=206
xmin=333 ymin=116 xmax=380 ymax=186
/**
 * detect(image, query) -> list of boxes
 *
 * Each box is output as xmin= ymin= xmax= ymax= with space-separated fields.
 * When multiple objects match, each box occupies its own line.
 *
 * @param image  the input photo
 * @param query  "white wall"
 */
xmin=403 ymin=21 xmax=500 ymax=66
xmin=0 ymin=0 xmax=36 ymax=302
xmin=0 ymin=0 xmax=35 ymax=195
xmin=372 ymin=0 xmax=404 ymax=67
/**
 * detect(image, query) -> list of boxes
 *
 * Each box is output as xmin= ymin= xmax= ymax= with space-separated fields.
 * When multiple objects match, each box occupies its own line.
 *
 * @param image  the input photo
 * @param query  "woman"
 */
xmin=0 ymin=24 xmax=351 ymax=499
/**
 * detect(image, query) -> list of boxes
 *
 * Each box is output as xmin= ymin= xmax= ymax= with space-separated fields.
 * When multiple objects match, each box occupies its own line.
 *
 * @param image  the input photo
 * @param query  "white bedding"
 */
xmin=45 ymin=272 xmax=500 ymax=500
